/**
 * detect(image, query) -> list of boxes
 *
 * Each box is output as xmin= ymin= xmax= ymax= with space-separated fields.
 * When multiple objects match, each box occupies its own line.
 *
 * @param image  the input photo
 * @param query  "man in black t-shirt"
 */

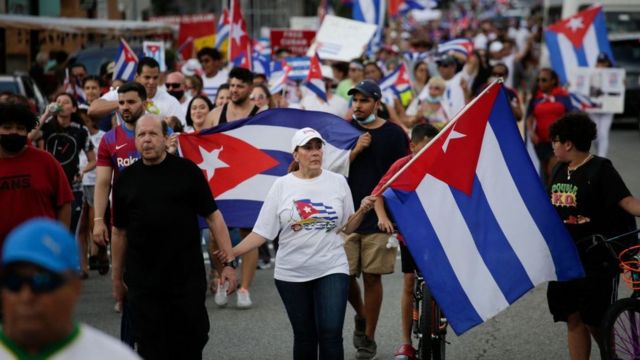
xmin=111 ymin=115 xmax=238 ymax=359
xmin=344 ymin=80 xmax=410 ymax=360
xmin=546 ymin=113 xmax=640 ymax=359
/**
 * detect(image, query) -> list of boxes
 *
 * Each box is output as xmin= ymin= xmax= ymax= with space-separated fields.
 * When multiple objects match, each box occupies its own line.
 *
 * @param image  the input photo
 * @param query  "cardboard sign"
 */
xmin=306 ymin=15 xmax=376 ymax=61
xmin=270 ymin=29 xmax=316 ymax=57
xmin=569 ymin=68 xmax=626 ymax=114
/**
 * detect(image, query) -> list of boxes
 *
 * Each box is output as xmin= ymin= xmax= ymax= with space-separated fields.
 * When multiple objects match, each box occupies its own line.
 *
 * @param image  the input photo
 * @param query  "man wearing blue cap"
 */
xmin=0 ymin=218 xmax=139 ymax=359
xmin=345 ymin=79 xmax=409 ymax=360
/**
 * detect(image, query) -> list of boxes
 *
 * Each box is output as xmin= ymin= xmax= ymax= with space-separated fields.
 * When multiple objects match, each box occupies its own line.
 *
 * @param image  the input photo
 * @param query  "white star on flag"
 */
xmin=566 ymin=17 xmax=584 ymax=32
xmin=197 ymin=146 xmax=229 ymax=181
xmin=442 ymin=130 xmax=466 ymax=152
xmin=230 ymin=21 xmax=245 ymax=46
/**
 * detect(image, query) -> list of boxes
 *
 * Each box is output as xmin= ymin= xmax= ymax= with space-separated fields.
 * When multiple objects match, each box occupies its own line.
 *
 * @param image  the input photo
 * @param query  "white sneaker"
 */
xmin=214 ymin=282 xmax=229 ymax=307
xmin=237 ymin=288 xmax=252 ymax=309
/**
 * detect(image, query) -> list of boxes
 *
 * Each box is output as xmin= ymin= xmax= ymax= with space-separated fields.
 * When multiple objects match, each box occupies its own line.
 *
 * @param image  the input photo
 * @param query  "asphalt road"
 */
xmin=76 ymin=127 xmax=640 ymax=359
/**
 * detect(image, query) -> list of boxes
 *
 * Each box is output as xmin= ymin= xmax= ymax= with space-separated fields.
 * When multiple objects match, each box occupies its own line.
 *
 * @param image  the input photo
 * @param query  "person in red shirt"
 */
xmin=526 ymin=68 xmax=574 ymax=184
xmin=0 ymin=103 xmax=73 ymax=250
xmin=370 ymin=123 xmax=439 ymax=360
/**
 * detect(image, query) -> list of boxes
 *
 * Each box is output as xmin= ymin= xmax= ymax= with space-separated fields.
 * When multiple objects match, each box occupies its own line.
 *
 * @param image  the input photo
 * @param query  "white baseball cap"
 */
xmin=290 ymin=127 xmax=325 ymax=152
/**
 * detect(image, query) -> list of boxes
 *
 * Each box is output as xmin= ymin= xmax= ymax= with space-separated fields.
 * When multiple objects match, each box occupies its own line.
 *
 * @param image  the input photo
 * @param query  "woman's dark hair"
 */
xmin=185 ymin=95 xmax=214 ymax=127
xmin=54 ymin=92 xmax=84 ymax=125
xmin=549 ymin=112 xmax=596 ymax=152
xmin=213 ymin=83 xmax=230 ymax=107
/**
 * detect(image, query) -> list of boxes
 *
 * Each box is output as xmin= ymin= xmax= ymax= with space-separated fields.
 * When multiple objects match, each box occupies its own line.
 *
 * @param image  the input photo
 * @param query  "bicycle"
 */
xmin=412 ymin=270 xmax=447 ymax=360
xmin=591 ymin=228 xmax=640 ymax=360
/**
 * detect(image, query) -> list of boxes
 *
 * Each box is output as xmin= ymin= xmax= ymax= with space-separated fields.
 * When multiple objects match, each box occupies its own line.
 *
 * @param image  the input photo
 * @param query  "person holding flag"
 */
xmin=218 ymin=127 xmax=376 ymax=360
xmin=546 ymin=112 xmax=640 ymax=359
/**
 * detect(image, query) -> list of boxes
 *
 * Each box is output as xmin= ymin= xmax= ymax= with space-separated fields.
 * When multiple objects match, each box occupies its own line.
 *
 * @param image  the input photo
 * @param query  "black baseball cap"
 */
xmin=347 ymin=80 xmax=382 ymax=101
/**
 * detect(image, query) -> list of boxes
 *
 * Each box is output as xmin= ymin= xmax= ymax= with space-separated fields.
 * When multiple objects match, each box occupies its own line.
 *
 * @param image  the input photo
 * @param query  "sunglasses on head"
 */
xmin=2 ymin=270 xmax=67 ymax=294
xmin=165 ymin=83 xmax=181 ymax=89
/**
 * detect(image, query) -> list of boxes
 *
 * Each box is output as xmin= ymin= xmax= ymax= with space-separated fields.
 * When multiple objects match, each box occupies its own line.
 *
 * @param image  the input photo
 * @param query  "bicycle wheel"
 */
xmin=431 ymin=303 xmax=446 ymax=360
xmin=602 ymin=298 xmax=640 ymax=360
xmin=417 ymin=281 xmax=433 ymax=360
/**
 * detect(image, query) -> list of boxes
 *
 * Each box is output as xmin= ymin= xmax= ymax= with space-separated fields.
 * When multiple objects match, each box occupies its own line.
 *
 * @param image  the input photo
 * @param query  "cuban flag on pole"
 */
xmin=437 ymin=38 xmax=474 ymax=58
xmin=544 ymin=4 xmax=614 ymax=85
xmin=113 ymin=38 xmax=138 ymax=81
xmin=379 ymin=63 xmax=411 ymax=95
xmin=381 ymin=81 xmax=585 ymax=335
xmin=352 ymin=0 xmax=386 ymax=55
xmin=303 ymin=54 xmax=327 ymax=102
xmin=214 ymin=8 xmax=230 ymax=50
xmin=268 ymin=62 xmax=292 ymax=94
xmin=178 ymin=109 xmax=361 ymax=228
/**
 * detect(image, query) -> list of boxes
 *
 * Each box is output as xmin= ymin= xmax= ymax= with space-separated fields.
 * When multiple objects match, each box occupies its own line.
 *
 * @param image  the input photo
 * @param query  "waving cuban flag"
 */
xmin=352 ymin=0 xmax=386 ymax=55
xmin=382 ymin=82 xmax=584 ymax=335
xmin=544 ymin=4 xmax=614 ymax=85
xmin=214 ymin=8 xmax=230 ymax=50
xmin=178 ymin=109 xmax=361 ymax=228
xmin=112 ymin=38 xmax=138 ymax=81
xmin=303 ymin=54 xmax=327 ymax=102
xmin=437 ymin=38 xmax=473 ymax=58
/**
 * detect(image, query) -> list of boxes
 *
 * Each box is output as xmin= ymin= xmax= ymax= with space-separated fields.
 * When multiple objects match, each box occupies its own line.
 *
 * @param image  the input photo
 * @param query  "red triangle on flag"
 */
xmin=547 ymin=4 xmax=601 ymax=48
xmin=179 ymin=132 xmax=279 ymax=197
xmin=390 ymin=84 xmax=500 ymax=195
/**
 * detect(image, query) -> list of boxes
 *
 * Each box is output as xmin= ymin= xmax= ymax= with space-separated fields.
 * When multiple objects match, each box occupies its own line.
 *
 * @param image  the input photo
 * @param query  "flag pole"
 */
xmin=338 ymin=78 xmax=503 ymax=234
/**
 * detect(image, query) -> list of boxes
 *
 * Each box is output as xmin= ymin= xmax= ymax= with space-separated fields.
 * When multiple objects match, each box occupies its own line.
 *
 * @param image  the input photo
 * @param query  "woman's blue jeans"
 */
xmin=275 ymin=273 xmax=349 ymax=360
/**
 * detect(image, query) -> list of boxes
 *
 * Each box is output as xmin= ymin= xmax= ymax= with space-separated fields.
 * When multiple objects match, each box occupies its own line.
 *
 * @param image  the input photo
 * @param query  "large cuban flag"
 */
xmin=178 ymin=109 xmax=362 ymax=228
xmin=382 ymin=81 xmax=585 ymax=335
xmin=544 ymin=4 xmax=614 ymax=85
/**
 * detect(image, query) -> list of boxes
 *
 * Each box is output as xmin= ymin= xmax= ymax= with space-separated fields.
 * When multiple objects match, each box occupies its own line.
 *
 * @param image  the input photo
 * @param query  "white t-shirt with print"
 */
xmin=0 ymin=324 xmax=139 ymax=360
xmin=253 ymin=170 xmax=353 ymax=282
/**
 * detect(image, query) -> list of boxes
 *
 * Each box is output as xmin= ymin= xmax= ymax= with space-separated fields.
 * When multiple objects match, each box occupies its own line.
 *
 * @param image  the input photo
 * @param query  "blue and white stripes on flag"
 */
xmin=214 ymin=8 xmax=230 ymax=49
xmin=352 ymin=0 xmax=386 ymax=55
xmin=544 ymin=4 xmax=614 ymax=85
xmin=112 ymin=38 xmax=138 ymax=81
xmin=437 ymin=38 xmax=473 ymax=58
xmin=179 ymin=109 xmax=361 ymax=228
xmin=382 ymin=82 xmax=584 ymax=335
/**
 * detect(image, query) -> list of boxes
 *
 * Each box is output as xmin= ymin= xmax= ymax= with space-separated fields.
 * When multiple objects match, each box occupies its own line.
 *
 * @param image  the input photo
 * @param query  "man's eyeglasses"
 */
xmin=165 ymin=83 xmax=181 ymax=89
xmin=2 ymin=271 xmax=68 ymax=294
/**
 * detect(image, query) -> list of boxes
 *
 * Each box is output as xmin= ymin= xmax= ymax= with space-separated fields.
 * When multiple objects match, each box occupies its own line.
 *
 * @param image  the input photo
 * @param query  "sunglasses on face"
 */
xmin=165 ymin=83 xmax=181 ymax=89
xmin=2 ymin=270 xmax=67 ymax=294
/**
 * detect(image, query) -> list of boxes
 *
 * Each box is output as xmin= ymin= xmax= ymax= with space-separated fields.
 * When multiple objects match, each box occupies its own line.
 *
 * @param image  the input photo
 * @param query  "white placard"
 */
xmin=568 ymin=67 xmax=625 ymax=114
xmin=306 ymin=15 xmax=376 ymax=62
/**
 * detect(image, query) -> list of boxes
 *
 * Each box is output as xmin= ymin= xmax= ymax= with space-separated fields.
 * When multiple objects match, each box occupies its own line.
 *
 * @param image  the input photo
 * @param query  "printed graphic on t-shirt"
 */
xmin=551 ymin=182 xmax=591 ymax=224
xmin=289 ymin=199 xmax=338 ymax=232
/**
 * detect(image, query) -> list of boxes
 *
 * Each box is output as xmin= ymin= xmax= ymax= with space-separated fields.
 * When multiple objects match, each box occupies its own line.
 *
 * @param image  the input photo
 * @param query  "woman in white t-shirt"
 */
xmin=228 ymin=127 xmax=375 ymax=359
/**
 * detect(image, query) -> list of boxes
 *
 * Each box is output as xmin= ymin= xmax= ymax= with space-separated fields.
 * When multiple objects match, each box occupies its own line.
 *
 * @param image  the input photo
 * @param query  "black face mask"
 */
xmin=0 ymin=133 xmax=27 ymax=153
xmin=168 ymin=90 xmax=185 ymax=100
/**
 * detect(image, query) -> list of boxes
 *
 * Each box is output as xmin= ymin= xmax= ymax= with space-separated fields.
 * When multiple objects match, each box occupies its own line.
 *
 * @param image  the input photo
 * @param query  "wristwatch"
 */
xmin=222 ymin=259 xmax=238 ymax=269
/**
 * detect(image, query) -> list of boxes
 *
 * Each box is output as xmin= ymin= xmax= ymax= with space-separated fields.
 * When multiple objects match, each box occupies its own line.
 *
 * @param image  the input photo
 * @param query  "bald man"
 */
xmin=111 ymin=115 xmax=237 ymax=358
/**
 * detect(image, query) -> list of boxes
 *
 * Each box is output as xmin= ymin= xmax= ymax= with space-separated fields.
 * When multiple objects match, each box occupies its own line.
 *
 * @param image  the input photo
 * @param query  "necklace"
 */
xmin=567 ymin=154 xmax=593 ymax=180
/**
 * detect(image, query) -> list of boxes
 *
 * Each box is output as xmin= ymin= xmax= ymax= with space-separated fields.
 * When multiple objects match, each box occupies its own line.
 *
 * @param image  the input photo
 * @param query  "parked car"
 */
xmin=0 ymin=72 xmax=48 ymax=113
xmin=609 ymin=32 xmax=640 ymax=130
